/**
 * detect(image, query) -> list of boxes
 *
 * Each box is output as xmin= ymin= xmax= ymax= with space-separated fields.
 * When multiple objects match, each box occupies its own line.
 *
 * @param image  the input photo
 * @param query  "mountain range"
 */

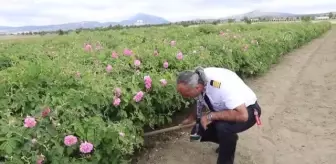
xmin=0 ymin=11 xmax=333 ymax=33
xmin=0 ymin=13 xmax=170 ymax=33
xmin=223 ymin=10 xmax=298 ymax=20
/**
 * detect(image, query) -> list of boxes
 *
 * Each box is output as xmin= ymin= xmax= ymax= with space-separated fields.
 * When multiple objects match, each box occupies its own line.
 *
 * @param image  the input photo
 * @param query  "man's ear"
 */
xmin=195 ymin=84 xmax=205 ymax=92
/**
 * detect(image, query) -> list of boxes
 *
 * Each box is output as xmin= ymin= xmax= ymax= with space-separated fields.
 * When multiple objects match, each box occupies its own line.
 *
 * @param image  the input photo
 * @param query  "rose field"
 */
xmin=0 ymin=22 xmax=332 ymax=164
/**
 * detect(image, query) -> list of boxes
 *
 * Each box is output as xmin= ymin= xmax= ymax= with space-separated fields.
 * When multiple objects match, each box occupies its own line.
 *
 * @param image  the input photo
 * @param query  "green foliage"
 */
xmin=57 ymin=29 xmax=64 ymax=35
xmin=212 ymin=20 xmax=221 ymax=25
xmin=243 ymin=17 xmax=252 ymax=24
xmin=228 ymin=19 xmax=235 ymax=23
xmin=301 ymin=16 xmax=312 ymax=22
xmin=0 ymin=22 xmax=331 ymax=163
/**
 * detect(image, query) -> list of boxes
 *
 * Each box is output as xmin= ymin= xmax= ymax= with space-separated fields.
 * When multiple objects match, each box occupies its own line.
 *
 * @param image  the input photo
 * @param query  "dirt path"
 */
xmin=135 ymin=27 xmax=336 ymax=164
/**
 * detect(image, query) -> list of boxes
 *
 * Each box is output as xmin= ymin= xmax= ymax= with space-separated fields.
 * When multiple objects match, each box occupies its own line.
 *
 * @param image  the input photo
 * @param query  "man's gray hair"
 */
xmin=176 ymin=70 xmax=205 ymax=87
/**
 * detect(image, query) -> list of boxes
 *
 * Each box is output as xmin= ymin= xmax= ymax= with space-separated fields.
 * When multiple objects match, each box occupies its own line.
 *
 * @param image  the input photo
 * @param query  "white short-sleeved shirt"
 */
xmin=202 ymin=67 xmax=257 ymax=111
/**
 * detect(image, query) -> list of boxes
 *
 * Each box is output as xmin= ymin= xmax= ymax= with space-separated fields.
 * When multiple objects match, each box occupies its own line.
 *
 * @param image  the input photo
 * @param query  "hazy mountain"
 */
xmin=0 ymin=13 xmax=169 ymax=33
xmin=224 ymin=10 xmax=298 ymax=20
xmin=223 ymin=10 xmax=334 ymax=20
xmin=0 ymin=21 xmax=110 ymax=33
xmin=119 ymin=13 xmax=170 ymax=25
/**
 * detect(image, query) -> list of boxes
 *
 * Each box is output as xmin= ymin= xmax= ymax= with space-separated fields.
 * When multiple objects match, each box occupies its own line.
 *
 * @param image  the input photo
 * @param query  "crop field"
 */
xmin=0 ymin=22 xmax=332 ymax=164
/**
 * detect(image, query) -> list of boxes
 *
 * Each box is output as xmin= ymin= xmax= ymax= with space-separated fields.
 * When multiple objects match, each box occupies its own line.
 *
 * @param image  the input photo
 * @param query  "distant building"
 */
xmin=315 ymin=16 xmax=329 ymax=20
xmin=134 ymin=20 xmax=144 ymax=26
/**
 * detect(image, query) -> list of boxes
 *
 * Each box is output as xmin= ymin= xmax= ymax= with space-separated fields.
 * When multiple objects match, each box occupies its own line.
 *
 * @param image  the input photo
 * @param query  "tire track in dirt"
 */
xmin=264 ymin=28 xmax=336 ymax=164
xmin=135 ymin=28 xmax=336 ymax=164
xmin=233 ymin=28 xmax=334 ymax=164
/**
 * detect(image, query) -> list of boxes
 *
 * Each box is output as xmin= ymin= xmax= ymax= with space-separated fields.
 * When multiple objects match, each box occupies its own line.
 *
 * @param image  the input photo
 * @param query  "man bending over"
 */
xmin=177 ymin=67 xmax=262 ymax=164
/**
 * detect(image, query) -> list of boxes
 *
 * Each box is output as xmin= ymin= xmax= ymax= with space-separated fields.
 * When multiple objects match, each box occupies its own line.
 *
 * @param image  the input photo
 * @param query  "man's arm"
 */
xmin=210 ymin=104 xmax=248 ymax=122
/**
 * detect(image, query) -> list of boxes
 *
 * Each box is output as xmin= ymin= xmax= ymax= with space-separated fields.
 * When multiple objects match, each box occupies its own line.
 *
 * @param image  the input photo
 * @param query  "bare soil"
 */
xmin=133 ymin=27 xmax=336 ymax=164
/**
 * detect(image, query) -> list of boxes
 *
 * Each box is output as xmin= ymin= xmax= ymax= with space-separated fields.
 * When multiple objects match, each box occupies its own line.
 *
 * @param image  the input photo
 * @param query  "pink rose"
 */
xmin=113 ymin=97 xmax=121 ymax=106
xmin=163 ymin=61 xmax=168 ymax=68
xmin=79 ymin=141 xmax=94 ymax=154
xmin=24 ymin=116 xmax=37 ymax=128
xmin=64 ymin=135 xmax=78 ymax=146
xmin=160 ymin=79 xmax=167 ymax=86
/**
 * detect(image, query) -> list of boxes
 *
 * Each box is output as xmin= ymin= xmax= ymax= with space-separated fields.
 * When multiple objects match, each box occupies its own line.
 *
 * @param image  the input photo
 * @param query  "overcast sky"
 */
xmin=1 ymin=0 xmax=335 ymax=26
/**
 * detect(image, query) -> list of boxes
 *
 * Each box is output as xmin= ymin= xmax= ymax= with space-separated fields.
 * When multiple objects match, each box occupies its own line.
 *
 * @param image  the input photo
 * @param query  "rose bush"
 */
xmin=0 ymin=22 xmax=331 ymax=163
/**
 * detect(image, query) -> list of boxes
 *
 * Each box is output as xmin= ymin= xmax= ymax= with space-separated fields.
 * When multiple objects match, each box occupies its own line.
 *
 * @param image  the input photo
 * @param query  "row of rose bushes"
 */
xmin=0 ymin=22 xmax=331 ymax=163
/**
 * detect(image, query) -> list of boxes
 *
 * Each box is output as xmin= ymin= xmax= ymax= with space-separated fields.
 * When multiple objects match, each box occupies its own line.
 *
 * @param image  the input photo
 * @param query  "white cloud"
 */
xmin=257 ymin=0 xmax=336 ymax=13
xmin=0 ymin=0 xmax=335 ymax=26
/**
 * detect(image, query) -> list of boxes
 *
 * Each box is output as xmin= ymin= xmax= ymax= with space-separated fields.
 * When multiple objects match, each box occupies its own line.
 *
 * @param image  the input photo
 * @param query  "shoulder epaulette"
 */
xmin=209 ymin=80 xmax=221 ymax=88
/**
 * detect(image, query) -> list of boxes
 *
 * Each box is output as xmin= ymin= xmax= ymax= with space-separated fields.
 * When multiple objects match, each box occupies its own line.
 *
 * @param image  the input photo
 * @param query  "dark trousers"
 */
xmin=191 ymin=101 xmax=262 ymax=164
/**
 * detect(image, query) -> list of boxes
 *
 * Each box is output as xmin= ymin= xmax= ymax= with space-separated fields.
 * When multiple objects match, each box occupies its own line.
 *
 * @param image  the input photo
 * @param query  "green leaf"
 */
xmin=66 ymin=146 xmax=74 ymax=156
xmin=0 ymin=140 xmax=17 ymax=154
xmin=86 ymin=128 xmax=95 ymax=143
xmin=46 ymin=124 xmax=58 ymax=136
xmin=1 ymin=126 xmax=9 ymax=134
xmin=22 ymin=142 xmax=32 ymax=152
xmin=0 ymin=138 xmax=8 ymax=142
xmin=166 ymin=117 xmax=172 ymax=124
xmin=55 ymin=144 xmax=64 ymax=155
xmin=72 ymin=122 xmax=85 ymax=138
xmin=6 ymin=157 xmax=25 ymax=164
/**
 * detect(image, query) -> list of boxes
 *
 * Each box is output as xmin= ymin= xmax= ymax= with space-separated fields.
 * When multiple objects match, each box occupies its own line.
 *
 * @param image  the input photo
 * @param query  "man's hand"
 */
xmin=201 ymin=114 xmax=212 ymax=130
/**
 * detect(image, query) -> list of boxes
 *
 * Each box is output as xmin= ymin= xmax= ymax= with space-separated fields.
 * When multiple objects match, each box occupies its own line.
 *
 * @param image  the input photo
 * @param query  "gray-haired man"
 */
xmin=177 ymin=67 xmax=262 ymax=164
